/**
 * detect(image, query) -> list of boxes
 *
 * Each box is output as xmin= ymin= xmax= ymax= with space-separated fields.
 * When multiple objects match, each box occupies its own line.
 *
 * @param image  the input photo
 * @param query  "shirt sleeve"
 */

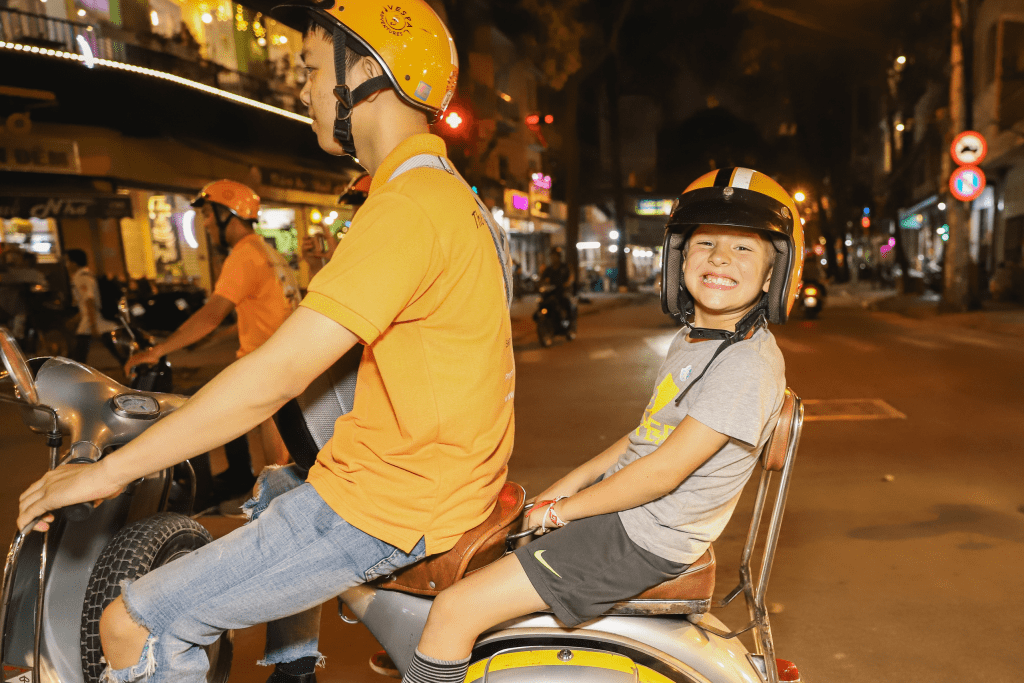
xmin=300 ymin=193 xmax=440 ymax=345
xmin=213 ymin=247 xmax=257 ymax=305
xmin=687 ymin=345 xmax=783 ymax=447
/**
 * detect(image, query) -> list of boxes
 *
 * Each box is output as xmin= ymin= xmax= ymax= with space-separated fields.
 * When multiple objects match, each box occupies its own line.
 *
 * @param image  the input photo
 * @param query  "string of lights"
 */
xmin=0 ymin=39 xmax=312 ymax=125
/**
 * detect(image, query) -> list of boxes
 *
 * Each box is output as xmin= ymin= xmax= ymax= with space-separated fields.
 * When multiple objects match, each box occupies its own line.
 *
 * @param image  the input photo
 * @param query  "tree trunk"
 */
xmin=941 ymin=0 xmax=970 ymax=312
xmin=562 ymin=75 xmax=582 ymax=290
xmin=606 ymin=56 xmax=629 ymax=291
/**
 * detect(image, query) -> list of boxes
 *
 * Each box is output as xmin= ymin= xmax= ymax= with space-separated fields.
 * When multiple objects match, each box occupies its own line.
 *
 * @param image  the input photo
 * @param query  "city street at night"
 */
xmin=1 ymin=293 xmax=1021 ymax=682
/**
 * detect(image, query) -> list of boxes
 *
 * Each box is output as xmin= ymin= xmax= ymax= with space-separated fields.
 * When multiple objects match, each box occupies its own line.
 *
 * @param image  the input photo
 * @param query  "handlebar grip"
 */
xmin=58 ymin=503 xmax=93 ymax=522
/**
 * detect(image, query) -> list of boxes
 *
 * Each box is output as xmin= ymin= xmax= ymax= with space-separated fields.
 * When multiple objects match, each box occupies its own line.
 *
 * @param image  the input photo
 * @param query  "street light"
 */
xmin=895 ymin=122 xmax=905 ymax=132
xmin=609 ymin=230 xmax=619 ymax=240
xmin=938 ymin=202 xmax=946 ymax=211
xmin=896 ymin=55 xmax=907 ymax=65
xmin=793 ymin=191 xmax=806 ymax=202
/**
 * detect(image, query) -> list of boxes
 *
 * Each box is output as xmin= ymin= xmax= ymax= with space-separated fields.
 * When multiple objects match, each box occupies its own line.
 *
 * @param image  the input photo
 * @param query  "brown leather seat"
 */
xmin=377 ymin=482 xmax=525 ymax=596
xmin=604 ymin=547 xmax=716 ymax=616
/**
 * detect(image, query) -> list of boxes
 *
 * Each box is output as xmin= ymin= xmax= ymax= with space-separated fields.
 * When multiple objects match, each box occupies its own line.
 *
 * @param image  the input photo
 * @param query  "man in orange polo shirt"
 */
xmin=18 ymin=2 xmax=515 ymax=683
xmin=125 ymin=179 xmax=299 ymax=501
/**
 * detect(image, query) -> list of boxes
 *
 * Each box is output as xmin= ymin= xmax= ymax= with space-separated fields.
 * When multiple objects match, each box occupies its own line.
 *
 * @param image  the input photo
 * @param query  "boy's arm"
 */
xmin=532 ymin=433 xmax=631 ymax=504
xmin=552 ymin=415 xmax=729 ymax=524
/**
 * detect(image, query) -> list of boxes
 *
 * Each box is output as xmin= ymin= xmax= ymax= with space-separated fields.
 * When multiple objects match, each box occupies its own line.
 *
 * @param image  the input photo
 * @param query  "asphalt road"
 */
xmin=1 ymin=296 xmax=1021 ymax=682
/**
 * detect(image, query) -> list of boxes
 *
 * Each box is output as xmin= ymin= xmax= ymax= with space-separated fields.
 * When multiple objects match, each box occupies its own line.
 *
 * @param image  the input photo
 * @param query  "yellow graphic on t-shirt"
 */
xmin=635 ymin=373 xmax=679 ymax=445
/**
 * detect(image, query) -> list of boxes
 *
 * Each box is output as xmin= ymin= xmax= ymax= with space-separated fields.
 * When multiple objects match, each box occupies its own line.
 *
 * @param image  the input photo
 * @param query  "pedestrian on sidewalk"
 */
xmin=64 ymin=249 xmax=119 ymax=364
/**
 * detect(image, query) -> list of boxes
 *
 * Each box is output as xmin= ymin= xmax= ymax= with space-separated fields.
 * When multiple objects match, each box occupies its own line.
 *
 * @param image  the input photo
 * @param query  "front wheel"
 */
xmin=80 ymin=513 xmax=232 ymax=683
xmin=565 ymin=315 xmax=578 ymax=341
xmin=537 ymin=317 xmax=555 ymax=347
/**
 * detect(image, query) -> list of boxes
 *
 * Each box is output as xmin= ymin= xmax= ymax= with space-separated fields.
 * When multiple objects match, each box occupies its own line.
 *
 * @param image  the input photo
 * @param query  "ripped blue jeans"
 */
xmin=104 ymin=464 xmax=426 ymax=683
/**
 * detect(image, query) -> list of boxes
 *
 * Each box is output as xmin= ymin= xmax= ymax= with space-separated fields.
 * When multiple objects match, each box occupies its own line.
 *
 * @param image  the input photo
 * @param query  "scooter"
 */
xmin=1 ymin=326 xmax=807 ymax=683
xmin=0 ymin=327 xmax=231 ymax=683
xmin=798 ymin=280 xmax=825 ymax=320
xmin=275 ymin=367 xmax=808 ymax=683
xmin=534 ymin=285 xmax=578 ymax=347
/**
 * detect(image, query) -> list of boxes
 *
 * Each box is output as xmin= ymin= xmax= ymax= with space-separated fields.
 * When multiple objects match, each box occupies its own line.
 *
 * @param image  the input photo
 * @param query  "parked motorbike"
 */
xmin=799 ymin=280 xmax=825 ymax=320
xmin=0 ymin=327 xmax=230 ymax=683
xmin=534 ymin=285 xmax=578 ymax=347
xmin=1 ymin=324 xmax=807 ymax=683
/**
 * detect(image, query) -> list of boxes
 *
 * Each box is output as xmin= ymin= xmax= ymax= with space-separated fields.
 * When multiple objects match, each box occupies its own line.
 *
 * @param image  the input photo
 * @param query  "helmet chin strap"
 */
xmin=673 ymin=295 xmax=769 ymax=406
xmin=331 ymin=27 xmax=393 ymax=158
xmin=211 ymin=204 xmax=234 ymax=256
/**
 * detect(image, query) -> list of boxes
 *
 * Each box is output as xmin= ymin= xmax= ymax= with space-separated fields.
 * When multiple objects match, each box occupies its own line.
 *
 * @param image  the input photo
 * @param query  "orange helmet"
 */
xmin=661 ymin=167 xmax=804 ymax=325
xmin=191 ymin=180 xmax=260 ymax=221
xmin=275 ymin=0 xmax=457 ymax=156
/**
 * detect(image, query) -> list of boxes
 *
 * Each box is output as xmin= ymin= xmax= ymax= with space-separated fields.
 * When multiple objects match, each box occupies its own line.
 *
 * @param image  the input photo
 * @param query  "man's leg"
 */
xmin=99 ymin=481 xmax=425 ymax=683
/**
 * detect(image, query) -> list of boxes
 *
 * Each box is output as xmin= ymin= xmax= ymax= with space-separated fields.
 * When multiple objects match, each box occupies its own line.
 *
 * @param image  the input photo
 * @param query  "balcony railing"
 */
xmin=0 ymin=8 xmax=303 ymax=117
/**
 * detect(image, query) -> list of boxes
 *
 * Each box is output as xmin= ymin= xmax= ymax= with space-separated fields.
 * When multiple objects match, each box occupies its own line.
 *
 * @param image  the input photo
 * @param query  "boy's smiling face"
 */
xmin=682 ymin=225 xmax=775 ymax=330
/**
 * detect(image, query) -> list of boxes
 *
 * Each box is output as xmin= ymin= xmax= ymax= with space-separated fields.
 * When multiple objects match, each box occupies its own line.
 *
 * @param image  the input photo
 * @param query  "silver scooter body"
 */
xmin=1 ymin=354 xmax=189 ymax=683
xmin=342 ymin=585 xmax=763 ymax=683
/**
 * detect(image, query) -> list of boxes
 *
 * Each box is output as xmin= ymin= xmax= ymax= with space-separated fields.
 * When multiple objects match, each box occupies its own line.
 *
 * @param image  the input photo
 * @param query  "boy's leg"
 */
xmin=102 ymin=481 xmax=425 ymax=683
xmin=404 ymin=553 xmax=546 ymax=683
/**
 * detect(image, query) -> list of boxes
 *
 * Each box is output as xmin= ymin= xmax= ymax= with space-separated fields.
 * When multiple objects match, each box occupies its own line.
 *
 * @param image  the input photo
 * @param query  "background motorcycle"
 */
xmin=0 ymin=327 xmax=231 ymax=683
xmin=799 ymin=280 xmax=825 ymax=320
xmin=533 ymin=285 xmax=578 ymax=347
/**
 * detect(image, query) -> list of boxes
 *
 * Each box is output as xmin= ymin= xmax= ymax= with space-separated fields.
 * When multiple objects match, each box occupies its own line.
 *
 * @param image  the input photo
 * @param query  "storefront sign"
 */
xmin=148 ymin=195 xmax=180 ymax=264
xmin=634 ymin=199 xmax=674 ymax=216
xmin=0 ymin=136 xmax=81 ymax=174
xmin=504 ymin=189 xmax=530 ymax=218
xmin=260 ymin=168 xmax=349 ymax=196
xmin=0 ymin=195 xmax=132 ymax=220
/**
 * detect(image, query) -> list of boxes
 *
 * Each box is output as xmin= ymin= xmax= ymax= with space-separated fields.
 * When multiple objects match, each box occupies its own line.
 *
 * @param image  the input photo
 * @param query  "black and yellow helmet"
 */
xmin=661 ymin=167 xmax=804 ymax=325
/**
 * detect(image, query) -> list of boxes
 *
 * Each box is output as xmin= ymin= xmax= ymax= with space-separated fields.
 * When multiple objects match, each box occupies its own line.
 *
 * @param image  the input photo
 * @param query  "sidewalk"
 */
xmin=831 ymin=281 xmax=1024 ymax=338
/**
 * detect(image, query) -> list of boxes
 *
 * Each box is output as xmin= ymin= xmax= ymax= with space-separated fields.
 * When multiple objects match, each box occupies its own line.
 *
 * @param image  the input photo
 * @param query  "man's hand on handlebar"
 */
xmin=17 ymin=461 xmax=126 ymax=532
xmin=125 ymin=347 xmax=162 ymax=376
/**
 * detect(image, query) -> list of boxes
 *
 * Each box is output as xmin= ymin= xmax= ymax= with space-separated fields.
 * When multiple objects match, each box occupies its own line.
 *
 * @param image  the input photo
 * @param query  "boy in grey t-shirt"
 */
xmin=402 ymin=168 xmax=805 ymax=683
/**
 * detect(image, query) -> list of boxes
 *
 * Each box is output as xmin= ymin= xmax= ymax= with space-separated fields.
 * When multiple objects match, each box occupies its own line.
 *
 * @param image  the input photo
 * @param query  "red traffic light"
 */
xmin=445 ymin=111 xmax=463 ymax=129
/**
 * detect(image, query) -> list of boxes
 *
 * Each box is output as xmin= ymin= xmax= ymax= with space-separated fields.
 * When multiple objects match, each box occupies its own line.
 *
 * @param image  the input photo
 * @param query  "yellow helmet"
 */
xmin=661 ymin=167 xmax=805 ymax=325
xmin=314 ymin=0 xmax=457 ymax=116
xmin=275 ymin=0 xmax=456 ymax=157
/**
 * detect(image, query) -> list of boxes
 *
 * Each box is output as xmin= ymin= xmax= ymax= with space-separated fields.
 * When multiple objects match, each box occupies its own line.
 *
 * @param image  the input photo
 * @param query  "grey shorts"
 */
xmin=513 ymin=513 xmax=688 ymax=627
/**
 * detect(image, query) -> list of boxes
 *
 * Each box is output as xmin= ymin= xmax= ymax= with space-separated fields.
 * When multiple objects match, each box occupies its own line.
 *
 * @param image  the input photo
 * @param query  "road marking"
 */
xmin=589 ymin=348 xmax=617 ymax=360
xmin=825 ymin=335 xmax=879 ymax=353
xmin=944 ymin=333 xmax=1006 ymax=349
xmin=893 ymin=335 xmax=947 ymax=350
xmin=802 ymin=398 xmax=906 ymax=421
xmin=774 ymin=338 xmax=816 ymax=354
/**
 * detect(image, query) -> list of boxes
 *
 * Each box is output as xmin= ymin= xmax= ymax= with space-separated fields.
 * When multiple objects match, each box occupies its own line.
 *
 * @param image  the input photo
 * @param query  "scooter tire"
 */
xmin=80 ymin=513 xmax=233 ymax=683
xmin=537 ymin=320 xmax=554 ymax=348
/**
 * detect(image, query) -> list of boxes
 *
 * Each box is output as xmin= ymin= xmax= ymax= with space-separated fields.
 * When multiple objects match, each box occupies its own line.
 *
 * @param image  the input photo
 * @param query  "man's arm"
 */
xmin=124 ymin=295 xmax=234 ymax=372
xmin=18 ymin=307 xmax=358 ymax=530
xmin=550 ymin=416 xmax=730 ymax=524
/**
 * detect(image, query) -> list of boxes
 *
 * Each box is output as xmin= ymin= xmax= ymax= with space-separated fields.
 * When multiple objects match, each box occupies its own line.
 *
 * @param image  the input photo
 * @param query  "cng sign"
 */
xmin=950 ymin=131 xmax=987 ymax=165
xmin=949 ymin=165 xmax=985 ymax=202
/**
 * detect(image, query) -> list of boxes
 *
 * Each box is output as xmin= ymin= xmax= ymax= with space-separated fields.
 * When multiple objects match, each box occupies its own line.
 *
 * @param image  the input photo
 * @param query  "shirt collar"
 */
xmin=369 ymin=134 xmax=448 ymax=195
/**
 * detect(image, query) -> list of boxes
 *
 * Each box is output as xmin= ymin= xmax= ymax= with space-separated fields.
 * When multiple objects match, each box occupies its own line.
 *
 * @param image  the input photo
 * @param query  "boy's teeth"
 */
xmin=704 ymin=275 xmax=735 ymax=285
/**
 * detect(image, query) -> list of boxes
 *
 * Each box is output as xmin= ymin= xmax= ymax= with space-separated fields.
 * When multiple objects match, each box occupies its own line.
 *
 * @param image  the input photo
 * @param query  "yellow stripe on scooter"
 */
xmin=465 ymin=648 xmax=675 ymax=683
